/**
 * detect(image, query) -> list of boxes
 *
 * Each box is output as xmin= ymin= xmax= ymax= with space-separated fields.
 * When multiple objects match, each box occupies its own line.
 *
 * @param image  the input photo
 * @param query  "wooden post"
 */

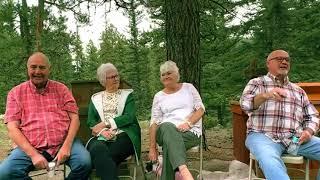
xmin=71 ymin=80 xmax=104 ymax=143
xmin=296 ymin=82 xmax=320 ymax=171
xmin=231 ymin=101 xmax=249 ymax=164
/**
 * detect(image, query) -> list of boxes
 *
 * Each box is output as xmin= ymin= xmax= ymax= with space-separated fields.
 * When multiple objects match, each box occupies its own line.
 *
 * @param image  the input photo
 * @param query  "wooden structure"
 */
xmin=71 ymin=80 xmax=104 ymax=142
xmin=296 ymin=82 xmax=320 ymax=106
xmin=231 ymin=82 xmax=320 ymax=168
xmin=231 ymin=101 xmax=249 ymax=164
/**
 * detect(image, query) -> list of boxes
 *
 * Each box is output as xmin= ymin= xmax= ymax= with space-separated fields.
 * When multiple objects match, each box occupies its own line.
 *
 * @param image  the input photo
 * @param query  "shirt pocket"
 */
xmin=286 ymin=94 xmax=303 ymax=123
xmin=46 ymin=102 xmax=60 ymax=112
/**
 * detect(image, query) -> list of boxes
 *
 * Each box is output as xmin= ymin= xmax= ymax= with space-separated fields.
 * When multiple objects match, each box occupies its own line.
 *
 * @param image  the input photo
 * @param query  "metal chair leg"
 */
xmin=133 ymin=166 xmax=136 ymax=180
xmin=64 ymin=164 xmax=67 ymax=178
xmin=199 ymin=135 xmax=203 ymax=180
xmin=249 ymin=157 xmax=253 ymax=180
xmin=139 ymin=159 xmax=147 ymax=180
xmin=255 ymin=159 xmax=259 ymax=178
xmin=305 ymin=158 xmax=310 ymax=180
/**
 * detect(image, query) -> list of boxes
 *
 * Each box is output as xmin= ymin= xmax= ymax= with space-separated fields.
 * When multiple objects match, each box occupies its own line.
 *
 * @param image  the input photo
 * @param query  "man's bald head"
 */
xmin=27 ymin=52 xmax=51 ymax=67
xmin=267 ymin=50 xmax=289 ymax=62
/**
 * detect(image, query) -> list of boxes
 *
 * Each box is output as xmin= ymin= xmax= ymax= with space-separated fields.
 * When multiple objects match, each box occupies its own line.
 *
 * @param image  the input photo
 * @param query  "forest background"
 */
xmin=0 ymin=0 xmax=319 ymax=128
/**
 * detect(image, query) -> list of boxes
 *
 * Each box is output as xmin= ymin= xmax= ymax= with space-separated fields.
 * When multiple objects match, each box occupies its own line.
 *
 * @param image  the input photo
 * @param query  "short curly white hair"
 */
xmin=160 ymin=60 xmax=180 ymax=81
xmin=97 ymin=63 xmax=118 ymax=87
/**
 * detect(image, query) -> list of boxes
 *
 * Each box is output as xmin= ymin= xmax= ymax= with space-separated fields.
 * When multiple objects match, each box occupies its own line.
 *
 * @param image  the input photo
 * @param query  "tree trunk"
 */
xmin=36 ymin=0 xmax=44 ymax=51
xmin=129 ymin=0 xmax=140 ymax=86
xmin=165 ymin=0 xmax=200 ymax=90
xmin=18 ymin=0 xmax=32 ymax=56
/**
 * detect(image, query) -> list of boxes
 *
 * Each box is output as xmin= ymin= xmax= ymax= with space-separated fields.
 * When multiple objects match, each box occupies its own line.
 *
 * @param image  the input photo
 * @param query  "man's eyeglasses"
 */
xmin=269 ymin=57 xmax=291 ymax=63
xmin=106 ymin=74 xmax=119 ymax=80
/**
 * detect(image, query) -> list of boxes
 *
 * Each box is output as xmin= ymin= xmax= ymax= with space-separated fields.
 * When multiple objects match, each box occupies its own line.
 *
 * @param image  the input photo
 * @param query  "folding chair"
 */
xmin=118 ymin=155 xmax=147 ymax=180
xmin=249 ymin=153 xmax=310 ymax=180
xmin=156 ymin=131 xmax=205 ymax=180
xmin=186 ymin=134 xmax=203 ymax=180
xmin=89 ymin=155 xmax=146 ymax=180
xmin=29 ymin=164 xmax=67 ymax=178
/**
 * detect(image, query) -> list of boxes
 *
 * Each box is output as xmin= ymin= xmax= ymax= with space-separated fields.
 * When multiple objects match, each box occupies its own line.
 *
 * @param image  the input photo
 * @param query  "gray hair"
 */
xmin=97 ymin=63 xmax=118 ymax=87
xmin=160 ymin=60 xmax=180 ymax=81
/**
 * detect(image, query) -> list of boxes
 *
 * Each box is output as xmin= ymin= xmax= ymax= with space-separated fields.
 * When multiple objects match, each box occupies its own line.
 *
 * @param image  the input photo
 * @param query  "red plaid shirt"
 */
xmin=240 ymin=73 xmax=319 ymax=147
xmin=4 ymin=80 xmax=78 ymax=157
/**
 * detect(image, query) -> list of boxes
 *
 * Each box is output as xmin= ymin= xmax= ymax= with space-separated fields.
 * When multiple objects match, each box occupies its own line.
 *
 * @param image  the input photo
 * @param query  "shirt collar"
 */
xmin=28 ymin=80 xmax=50 ymax=94
xmin=267 ymin=72 xmax=289 ymax=86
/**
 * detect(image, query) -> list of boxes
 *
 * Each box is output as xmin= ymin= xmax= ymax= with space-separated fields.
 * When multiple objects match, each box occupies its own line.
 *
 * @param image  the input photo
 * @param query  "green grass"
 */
xmin=0 ymin=116 xmax=11 ymax=160
xmin=0 ymin=119 xmax=8 ymax=145
xmin=0 ymin=119 xmax=5 ymax=131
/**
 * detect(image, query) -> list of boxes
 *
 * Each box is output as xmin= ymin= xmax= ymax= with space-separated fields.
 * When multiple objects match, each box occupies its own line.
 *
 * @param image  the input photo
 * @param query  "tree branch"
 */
xmin=44 ymin=0 xmax=87 ymax=16
xmin=113 ymin=0 xmax=130 ymax=9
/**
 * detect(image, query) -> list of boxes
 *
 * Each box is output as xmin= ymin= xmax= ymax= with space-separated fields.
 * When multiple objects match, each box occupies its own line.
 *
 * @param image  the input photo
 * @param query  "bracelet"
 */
xmin=186 ymin=120 xmax=193 ymax=128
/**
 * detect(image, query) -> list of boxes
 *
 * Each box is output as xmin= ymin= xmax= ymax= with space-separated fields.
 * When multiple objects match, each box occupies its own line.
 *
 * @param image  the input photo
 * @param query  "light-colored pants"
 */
xmin=246 ymin=132 xmax=320 ymax=180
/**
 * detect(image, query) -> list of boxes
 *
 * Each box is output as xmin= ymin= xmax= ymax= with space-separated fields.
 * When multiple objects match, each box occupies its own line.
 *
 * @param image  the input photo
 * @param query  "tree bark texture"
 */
xmin=165 ymin=0 xmax=200 ymax=90
xmin=36 ymin=0 xmax=44 ymax=51
xmin=18 ymin=0 xmax=32 ymax=56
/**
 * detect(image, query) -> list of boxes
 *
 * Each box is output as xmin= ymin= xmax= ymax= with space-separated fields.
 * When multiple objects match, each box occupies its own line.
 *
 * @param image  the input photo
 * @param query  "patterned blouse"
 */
xmin=102 ymin=90 xmax=121 ymax=126
xmin=102 ymin=90 xmax=124 ymax=134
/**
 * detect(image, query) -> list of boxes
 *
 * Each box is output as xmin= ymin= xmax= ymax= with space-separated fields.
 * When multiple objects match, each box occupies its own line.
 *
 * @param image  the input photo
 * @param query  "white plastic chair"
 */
xmin=249 ymin=153 xmax=310 ymax=180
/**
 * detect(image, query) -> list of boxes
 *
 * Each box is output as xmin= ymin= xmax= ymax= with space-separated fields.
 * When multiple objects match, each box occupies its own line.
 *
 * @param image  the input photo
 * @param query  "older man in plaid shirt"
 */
xmin=0 ymin=52 xmax=91 ymax=179
xmin=241 ymin=49 xmax=320 ymax=180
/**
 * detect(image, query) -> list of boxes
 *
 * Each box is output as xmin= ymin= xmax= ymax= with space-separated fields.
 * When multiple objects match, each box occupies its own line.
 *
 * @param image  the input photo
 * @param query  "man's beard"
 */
xmin=276 ymin=71 xmax=288 ymax=82
xmin=33 ymin=80 xmax=47 ymax=90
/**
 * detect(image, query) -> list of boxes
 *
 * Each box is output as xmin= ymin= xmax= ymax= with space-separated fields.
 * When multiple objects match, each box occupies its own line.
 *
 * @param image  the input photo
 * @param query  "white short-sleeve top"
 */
xmin=151 ymin=83 xmax=205 ymax=136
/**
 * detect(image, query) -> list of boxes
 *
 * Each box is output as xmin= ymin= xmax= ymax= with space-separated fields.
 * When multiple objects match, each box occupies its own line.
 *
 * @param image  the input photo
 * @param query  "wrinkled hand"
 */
xmin=265 ymin=87 xmax=287 ymax=101
xmin=299 ymin=130 xmax=312 ymax=144
xmin=54 ymin=145 xmax=71 ymax=166
xmin=177 ymin=123 xmax=190 ymax=132
xmin=100 ymin=129 xmax=115 ymax=140
xmin=31 ymin=152 xmax=49 ymax=170
xmin=148 ymin=147 xmax=158 ymax=162
xmin=91 ymin=122 xmax=107 ymax=136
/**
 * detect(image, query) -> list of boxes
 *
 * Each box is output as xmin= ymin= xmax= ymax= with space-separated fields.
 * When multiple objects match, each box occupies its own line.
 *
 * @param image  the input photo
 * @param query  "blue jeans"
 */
xmin=0 ymin=138 xmax=91 ymax=180
xmin=246 ymin=132 xmax=320 ymax=180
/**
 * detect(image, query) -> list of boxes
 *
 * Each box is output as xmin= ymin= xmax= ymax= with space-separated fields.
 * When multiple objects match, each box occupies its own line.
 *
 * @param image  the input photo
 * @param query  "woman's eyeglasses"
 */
xmin=106 ymin=74 xmax=119 ymax=80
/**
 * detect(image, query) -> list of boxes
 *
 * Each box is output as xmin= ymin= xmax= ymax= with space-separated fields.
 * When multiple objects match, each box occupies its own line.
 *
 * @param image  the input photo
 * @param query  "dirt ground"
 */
xmin=0 ymin=119 xmax=234 ymax=179
xmin=0 ymin=120 xmax=234 ymax=162
xmin=2 ymin=118 xmax=318 ymax=180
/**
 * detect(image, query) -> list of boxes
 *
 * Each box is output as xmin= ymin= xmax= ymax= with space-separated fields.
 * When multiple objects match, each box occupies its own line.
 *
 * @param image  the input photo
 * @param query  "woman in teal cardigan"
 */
xmin=86 ymin=63 xmax=141 ymax=180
